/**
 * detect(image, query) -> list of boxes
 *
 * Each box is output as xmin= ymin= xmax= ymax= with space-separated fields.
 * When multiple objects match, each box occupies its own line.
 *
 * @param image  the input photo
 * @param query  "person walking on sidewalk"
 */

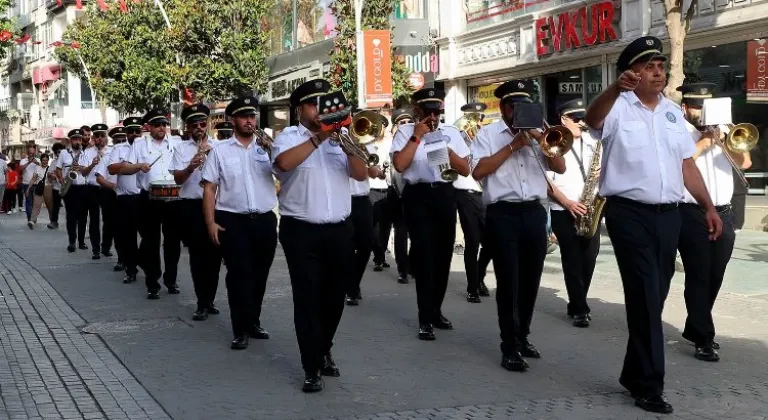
xmin=585 ymin=36 xmax=722 ymax=414
xmin=0 ymin=155 xmax=7 ymax=216
xmin=45 ymin=143 xmax=65 ymax=229
xmin=25 ymin=153 xmax=51 ymax=229
xmin=18 ymin=145 xmax=39 ymax=221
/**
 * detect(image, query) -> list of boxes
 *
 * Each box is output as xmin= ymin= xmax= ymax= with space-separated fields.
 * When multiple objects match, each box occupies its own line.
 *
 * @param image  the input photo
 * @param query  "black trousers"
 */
xmin=402 ymin=183 xmax=456 ymax=324
xmin=217 ymin=210 xmax=276 ymax=337
xmin=182 ymin=200 xmax=222 ymax=308
xmin=678 ymin=204 xmax=736 ymax=345
xmin=349 ymin=195 xmax=373 ymax=297
xmin=380 ymin=186 xmax=410 ymax=277
xmin=456 ymin=189 xmax=492 ymax=293
xmin=280 ymin=216 xmax=353 ymax=373
xmin=51 ymin=188 xmax=62 ymax=224
xmin=138 ymin=192 xmax=182 ymax=292
xmin=730 ymin=193 xmax=746 ymax=229
xmin=99 ymin=188 xmax=116 ymax=255
xmin=605 ymin=197 xmax=680 ymax=396
xmin=485 ymin=201 xmax=547 ymax=355
xmin=63 ymin=185 xmax=87 ymax=246
xmin=550 ymin=210 xmax=601 ymax=316
xmin=115 ymin=194 xmax=141 ymax=277
xmin=85 ymin=185 xmax=101 ymax=252
xmin=370 ymin=188 xmax=389 ymax=265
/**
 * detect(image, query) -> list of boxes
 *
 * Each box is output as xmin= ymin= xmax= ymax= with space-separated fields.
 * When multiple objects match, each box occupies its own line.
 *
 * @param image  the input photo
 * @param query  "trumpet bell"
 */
xmin=454 ymin=114 xmax=482 ymax=141
xmin=540 ymin=126 xmax=574 ymax=157
xmin=727 ymin=123 xmax=759 ymax=153
xmin=350 ymin=110 xmax=385 ymax=145
xmin=368 ymin=154 xmax=379 ymax=166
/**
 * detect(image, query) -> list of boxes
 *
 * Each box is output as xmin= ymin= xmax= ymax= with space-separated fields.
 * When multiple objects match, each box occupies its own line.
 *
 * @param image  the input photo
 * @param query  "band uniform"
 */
xmin=56 ymin=129 xmax=88 ymax=252
xmin=78 ymin=123 xmax=113 ymax=260
xmin=369 ymin=114 xmax=394 ymax=274
xmin=94 ymin=126 xmax=127 ymax=272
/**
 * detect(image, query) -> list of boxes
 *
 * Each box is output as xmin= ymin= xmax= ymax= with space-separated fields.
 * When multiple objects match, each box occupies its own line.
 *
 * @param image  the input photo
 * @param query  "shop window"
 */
xmin=542 ymin=66 xmax=602 ymax=124
xmin=395 ymin=0 xmax=424 ymax=19
xmin=296 ymin=0 xmax=337 ymax=48
xmin=266 ymin=0 xmax=294 ymax=55
xmin=467 ymin=78 xmax=541 ymax=123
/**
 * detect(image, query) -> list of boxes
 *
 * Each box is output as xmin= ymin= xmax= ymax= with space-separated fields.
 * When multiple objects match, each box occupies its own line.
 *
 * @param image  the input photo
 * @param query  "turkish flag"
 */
xmin=96 ymin=0 xmax=108 ymax=11
xmin=15 ymin=34 xmax=30 ymax=44
xmin=118 ymin=0 xmax=128 ymax=12
xmin=76 ymin=0 xmax=82 ymax=9
xmin=0 ymin=30 xmax=12 ymax=42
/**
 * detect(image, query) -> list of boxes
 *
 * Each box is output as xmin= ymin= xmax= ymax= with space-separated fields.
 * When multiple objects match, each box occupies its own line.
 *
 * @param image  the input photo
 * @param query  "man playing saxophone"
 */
xmin=546 ymin=99 xmax=601 ymax=328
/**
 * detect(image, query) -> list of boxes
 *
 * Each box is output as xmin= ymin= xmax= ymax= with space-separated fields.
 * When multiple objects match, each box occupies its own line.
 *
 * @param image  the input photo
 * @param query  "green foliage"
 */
xmin=0 ymin=0 xmax=15 ymax=60
xmin=328 ymin=0 xmax=413 ymax=108
xmin=55 ymin=0 xmax=274 ymax=114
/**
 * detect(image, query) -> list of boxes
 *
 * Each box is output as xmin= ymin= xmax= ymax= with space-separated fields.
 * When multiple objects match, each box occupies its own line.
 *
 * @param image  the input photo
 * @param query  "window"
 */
xmin=467 ymin=78 xmax=541 ymax=123
xmin=395 ymin=0 xmax=424 ymax=19
xmin=266 ymin=0 xmax=294 ymax=55
xmin=80 ymin=78 xmax=93 ymax=106
xmin=296 ymin=0 xmax=336 ymax=48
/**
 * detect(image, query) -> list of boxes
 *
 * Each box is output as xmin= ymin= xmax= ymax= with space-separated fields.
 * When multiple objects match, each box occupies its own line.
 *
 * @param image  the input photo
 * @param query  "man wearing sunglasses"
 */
xmin=134 ymin=109 xmax=183 ymax=300
xmin=107 ymin=117 xmax=151 ymax=285
xmin=214 ymin=121 xmax=234 ymax=140
xmin=78 ymin=124 xmax=112 ymax=260
xmin=546 ymin=98 xmax=601 ymax=329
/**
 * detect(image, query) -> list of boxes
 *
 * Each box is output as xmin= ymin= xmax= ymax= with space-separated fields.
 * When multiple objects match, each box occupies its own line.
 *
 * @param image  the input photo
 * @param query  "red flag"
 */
xmin=15 ymin=34 xmax=30 ymax=44
xmin=70 ymin=41 xmax=81 ymax=49
xmin=32 ymin=40 xmax=42 ymax=45
xmin=76 ymin=0 xmax=82 ymax=9
xmin=96 ymin=0 xmax=108 ymax=11
xmin=49 ymin=41 xmax=64 ymax=47
xmin=118 ymin=0 xmax=128 ymax=12
xmin=0 ymin=30 xmax=12 ymax=42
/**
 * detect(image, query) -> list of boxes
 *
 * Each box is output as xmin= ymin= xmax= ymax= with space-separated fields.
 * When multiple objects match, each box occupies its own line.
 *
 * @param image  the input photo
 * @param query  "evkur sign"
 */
xmin=364 ymin=30 xmax=393 ymax=108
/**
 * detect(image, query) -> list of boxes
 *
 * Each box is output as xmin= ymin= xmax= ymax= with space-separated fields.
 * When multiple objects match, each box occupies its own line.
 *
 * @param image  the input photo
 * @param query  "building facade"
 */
xmin=437 ymin=0 xmax=768 ymax=194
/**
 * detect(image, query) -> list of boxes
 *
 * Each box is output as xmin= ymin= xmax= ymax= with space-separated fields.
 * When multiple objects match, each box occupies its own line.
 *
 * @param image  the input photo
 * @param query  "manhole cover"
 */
xmin=80 ymin=317 xmax=182 ymax=335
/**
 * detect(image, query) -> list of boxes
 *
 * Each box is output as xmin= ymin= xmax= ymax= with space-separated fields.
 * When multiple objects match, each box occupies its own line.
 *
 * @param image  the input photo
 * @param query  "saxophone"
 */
xmin=574 ymin=141 xmax=605 ymax=237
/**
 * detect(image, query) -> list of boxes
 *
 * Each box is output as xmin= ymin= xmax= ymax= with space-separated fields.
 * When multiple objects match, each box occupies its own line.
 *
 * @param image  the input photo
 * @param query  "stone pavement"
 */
xmin=0 ymin=211 xmax=767 ymax=420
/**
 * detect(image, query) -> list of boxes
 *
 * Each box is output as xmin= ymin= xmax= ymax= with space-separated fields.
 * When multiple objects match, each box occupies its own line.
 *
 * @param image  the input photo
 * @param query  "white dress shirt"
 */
xmin=56 ymin=150 xmax=86 ymax=186
xmin=596 ymin=92 xmax=696 ymax=204
xmin=79 ymin=146 xmax=108 ymax=186
xmin=272 ymin=124 xmax=353 ymax=223
xmin=391 ymin=122 xmax=470 ymax=184
xmin=201 ymin=137 xmax=277 ymax=214
xmin=49 ymin=155 xmax=61 ymax=190
xmin=20 ymin=157 xmax=39 ymax=184
xmin=107 ymin=142 xmax=141 ymax=196
xmin=93 ymin=147 xmax=117 ymax=186
xmin=471 ymin=120 xmax=550 ymax=205
xmin=169 ymin=138 xmax=221 ymax=200
xmin=549 ymin=132 xmax=599 ymax=211
xmin=682 ymin=121 xmax=734 ymax=206
xmin=369 ymin=136 xmax=392 ymax=190
xmin=134 ymin=136 xmax=182 ymax=191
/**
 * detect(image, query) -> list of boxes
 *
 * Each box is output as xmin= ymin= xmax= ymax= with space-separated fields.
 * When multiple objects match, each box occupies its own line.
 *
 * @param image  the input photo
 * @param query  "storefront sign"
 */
xmin=458 ymin=36 xmax=519 ymax=65
xmin=408 ymin=72 xmax=425 ymax=89
xmin=558 ymin=82 xmax=603 ymax=94
xmin=746 ymin=39 xmax=768 ymax=103
xmin=475 ymin=84 xmax=502 ymax=119
xmin=262 ymin=62 xmax=323 ymax=103
xmin=395 ymin=46 xmax=438 ymax=87
xmin=535 ymin=1 xmax=619 ymax=57
xmin=364 ymin=30 xmax=393 ymax=108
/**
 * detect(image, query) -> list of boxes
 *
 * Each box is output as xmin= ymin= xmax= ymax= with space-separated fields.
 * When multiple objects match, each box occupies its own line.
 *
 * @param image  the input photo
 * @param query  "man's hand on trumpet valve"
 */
xmin=368 ymin=165 xmax=384 ymax=179
xmin=187 ymin=154 xmax=205 ymax=171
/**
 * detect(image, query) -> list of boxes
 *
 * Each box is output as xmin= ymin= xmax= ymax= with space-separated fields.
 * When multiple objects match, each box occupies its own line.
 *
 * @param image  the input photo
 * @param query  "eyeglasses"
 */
xmin=188 ymin=121 xmax=207 ymax=129
xmin=150 ymin=122 xmax=169 ymax=128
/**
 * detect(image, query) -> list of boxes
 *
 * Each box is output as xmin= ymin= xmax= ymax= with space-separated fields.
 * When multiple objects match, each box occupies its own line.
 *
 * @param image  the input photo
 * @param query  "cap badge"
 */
xmin=192 ymin=106 xmax=197 ymax=111
xmin=428 ymin=90 xmax=434 ymax=97
xmin=245 ymin=99 xmax=250 ymax=104
xmin=315 ymin=81 xmax=323 ymax=89
xmin=646 ymin=39 xmax=654 ymax=46
xmin=577 ymin=101 xmax=583 ymax=106
xmin=517 ymin=82 xmax=524 ymax=88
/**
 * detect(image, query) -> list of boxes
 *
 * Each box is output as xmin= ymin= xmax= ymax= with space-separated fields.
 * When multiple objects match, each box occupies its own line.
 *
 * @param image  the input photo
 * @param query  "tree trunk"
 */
xmin=99 ymin=101 xmax=107 ymax=124
xmin=663 ymin=0 xmax=687 ymax=103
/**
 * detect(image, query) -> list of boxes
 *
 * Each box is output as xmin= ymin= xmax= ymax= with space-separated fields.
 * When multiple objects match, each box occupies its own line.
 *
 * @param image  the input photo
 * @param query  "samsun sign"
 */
xmin=364 ymin=30 xmax=393 ymax=108
xmin=535 ymin=1 xmax=619 ymax=57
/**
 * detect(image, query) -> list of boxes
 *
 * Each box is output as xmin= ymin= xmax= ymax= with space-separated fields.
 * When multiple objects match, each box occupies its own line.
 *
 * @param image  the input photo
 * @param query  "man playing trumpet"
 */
xmin=56 ymin=129 xmax=88 ymax=253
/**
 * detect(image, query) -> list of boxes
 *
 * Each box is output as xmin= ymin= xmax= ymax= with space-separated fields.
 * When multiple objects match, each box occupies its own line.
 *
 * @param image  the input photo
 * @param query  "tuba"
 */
xmin=335 ymin=110 xmax=383 ymax=166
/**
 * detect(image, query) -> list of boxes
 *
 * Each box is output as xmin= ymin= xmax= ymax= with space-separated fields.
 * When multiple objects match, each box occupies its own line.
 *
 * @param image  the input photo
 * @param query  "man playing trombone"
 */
xmin=676 ymin=82 xmax=752 ymax=363
xmin=471 ymin=80 xmax=566 ymax=372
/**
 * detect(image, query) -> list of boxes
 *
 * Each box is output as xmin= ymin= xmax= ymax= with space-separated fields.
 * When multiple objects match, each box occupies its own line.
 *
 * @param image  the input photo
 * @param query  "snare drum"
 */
xmin=149 ymin=180 xmax=181 ymax=201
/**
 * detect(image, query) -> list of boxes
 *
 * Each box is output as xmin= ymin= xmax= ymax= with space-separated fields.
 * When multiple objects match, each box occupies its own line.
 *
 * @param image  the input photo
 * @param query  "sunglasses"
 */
xmin=125 ymin=128 xmax=142 ymax=134
xmin=188 ymin=121 xmax=207 ymax=129
xmin=397 ymin=119 xmax=413 ymax=125
xmin=93 ymin=133 xmax=106 ymax=138
xmin=150 ymin=122 xmax=169 ymax=128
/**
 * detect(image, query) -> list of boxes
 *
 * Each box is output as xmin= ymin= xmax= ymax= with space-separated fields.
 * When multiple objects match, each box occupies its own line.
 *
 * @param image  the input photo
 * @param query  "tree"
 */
xmin=662 ymin=0 xmax=698 ymax=102
xmin=0 ymin=0 xmax=14 ymax=60
xmin=328 ymin=0 xmax=414 ymax=108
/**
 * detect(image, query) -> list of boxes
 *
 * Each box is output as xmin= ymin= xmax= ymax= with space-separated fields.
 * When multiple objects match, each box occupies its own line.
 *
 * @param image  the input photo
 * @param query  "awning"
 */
xmin=32 ymin=64 xmax=62 ymax=85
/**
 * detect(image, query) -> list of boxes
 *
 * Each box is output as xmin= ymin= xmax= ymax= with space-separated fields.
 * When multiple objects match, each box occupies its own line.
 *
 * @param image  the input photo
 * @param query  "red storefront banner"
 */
xmin=746 ymin=39 xmax=768 ymax=103
xmin=363 ymin=30 xmax=393 ymax=108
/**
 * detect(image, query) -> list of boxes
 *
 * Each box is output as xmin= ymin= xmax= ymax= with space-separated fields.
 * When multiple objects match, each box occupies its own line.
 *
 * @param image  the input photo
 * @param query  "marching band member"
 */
xmin=107 ymin=117 xmax=150 ymax=284
xmin=676 ymin=82 xmax=750 ymax=362
xmin=214 ymin=121 xmax=234 ymax=140
xmin=202 ymin=97 xmax=277 ymax=349
xmin=56 ymin=129 xmax=88 ymax=253
xmin=472 ymin=80 xmax=566 ymax=371
xmin=172 ymin=104 xmax=223 ymax=321
xmin=95 ymin=126 xmax=126 ymax=272
xmin=79 ymin=124 xmax=110 ymax=260
xmin=455 ymin=102 xmax=492 ymax=303
xmin=392 ymin=88 xmax=470 ymax=340
xmin=585 ymin=36 xmax=722 ymax=413
xmin=547 ymin=99 xmax=601 ymax=327
xmin=370 ymin=112 xmax=393 ymax=273
xmin=272 ymin=79 xmax=367 ymax=392
xmin=46 ymin=143 xmax=64 ymax=229
xmin=135 ymin=109 xmax=183 ymax=299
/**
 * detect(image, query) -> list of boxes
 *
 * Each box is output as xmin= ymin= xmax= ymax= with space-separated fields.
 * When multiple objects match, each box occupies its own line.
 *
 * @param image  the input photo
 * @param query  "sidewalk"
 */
xmin=0 ymin=211 xmax=767 ymax=420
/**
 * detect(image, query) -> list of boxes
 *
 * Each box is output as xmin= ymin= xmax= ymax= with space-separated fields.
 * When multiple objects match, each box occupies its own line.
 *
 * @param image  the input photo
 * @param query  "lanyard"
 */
xmin=570 ymin=138 xmax=587 ymax=182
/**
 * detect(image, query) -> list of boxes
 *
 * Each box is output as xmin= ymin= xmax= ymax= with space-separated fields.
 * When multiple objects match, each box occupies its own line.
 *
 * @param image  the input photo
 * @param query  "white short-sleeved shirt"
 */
xmin=596 ymin=92 xmax=696 ymax=204
xmin=369 ymin=137 xmax=391 ymax=190
xmin=33 ymin=165 xmax=49 ymax=184
xmin=349 ymin=142 xmax=377 ymax=196
xmin=549 ymin=132 xmax=600 ymax=211
xmin=272 ymin=124 xmax=353 ymax=224
xmin=682 ymin=121 xmax=734 ymax=206
xmin=20 ymin=158 xmax=39 ymax=184
xmin=56 ymin=150 xmax=86 ymax=186
xmin=471 ymin=120 xmax=550 ymax=205
xmin=134 ymin=136 xmax=182 ymax=191
xmin=201 ymin=137 xmax=276 ymax=213
xmin=93 ymin=146 xmax=116 ymax=186
xmin=391 ymin=123 xmax=470 ymax=185
xmin=170 ymin=138 xmax=221 ymax=200
xmin=107 ymin=142 xmax=141 ymax=196
xmin=78 ymin=146 xmax=108 ymax=186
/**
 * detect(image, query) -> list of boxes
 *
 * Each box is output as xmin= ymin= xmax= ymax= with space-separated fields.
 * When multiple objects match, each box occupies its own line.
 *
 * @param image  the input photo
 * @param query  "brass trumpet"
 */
xmin=255 ymin=127 xmax=274 ymax=158
xmin=539 ymin=120 xmax=574 ymax=158
xmin=335 ymin=110 xmax=383 ymax=166
xmin=709 ymin=123 xmax=759 ymax=187
xmin=454 ymin=113 xmax=482 ymax=141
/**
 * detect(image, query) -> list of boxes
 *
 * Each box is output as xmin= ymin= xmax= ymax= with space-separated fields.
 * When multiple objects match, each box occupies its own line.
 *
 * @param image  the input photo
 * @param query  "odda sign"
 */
xmin=535 ymin=0 xmax=619 ymax=57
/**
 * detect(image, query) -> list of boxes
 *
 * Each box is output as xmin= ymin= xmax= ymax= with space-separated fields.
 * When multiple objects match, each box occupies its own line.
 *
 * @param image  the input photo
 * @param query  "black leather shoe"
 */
xmin=478 ymin=283 xmax=490 ymax=297
xmin=712 ymin=340 xmax=720 ymax=350
xmin=67 ymin=245 xmax=76 ymax=253
xmin=380 ymin=262 xmax=390 ymax=269
xmin=167 ymin=285 xmax=180 ymax=294
xmin=572 ymin=314 xmax=590 ymax=328
xmin=302 ymin=371 xmax=324 ymax=393
xmin=320 ymin=353 xmax=340 ymax=377
xmin=122 ymin=275 xmax=136 ymax=284
xmin=79 ymin=244 xmax=88 ymax=250
xmin=633 ymin=394 xmax=673 ymax=414
xmin=113 ymin=262 xmax=125 ymax=272
xmin=345 ymin=296 xmax=359 ymax=306
xmin=147 ymin=291 xmax=160 ymax=300
xmin=206 ymin=303 xmax=220 ymax=315
xmin=231 ymin=336 xmax=249 ymax=350
xmin=102 ymin=250 xmax=113 ymax=257
xmin=433 ymin=314 xmax=453 ymax=330
xmin=519 ymin=339 xmax=541 ymax=359
xmin=467 ymin=292 xmax=481 ymax=303
xmin=694 ymin=344 xmax=720 ymax=362
xmin=92 ymin=253 xmax=101 ymax=260
xmin=250 ymin=324 xmax=270 ymax=339
xmin=397 ymin=275 xmax=409 ymax=284
xmin=418 ymin=324 xmax=435 ymax=340
xmin=501 ymin=352 xmax=529 ymax=372
xmin=192 ymin=308 xmax=208 ymax=321
xmin=373 ymin=264 xmax=384 ymax=272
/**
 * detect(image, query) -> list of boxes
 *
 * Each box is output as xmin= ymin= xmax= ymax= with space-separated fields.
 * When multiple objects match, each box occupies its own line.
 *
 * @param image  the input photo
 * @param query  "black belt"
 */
xmin=217 ymin=210 xmax=272 ymax=219
xmin=681 ymin=202 xmax=731 ymax=214
xmin=406 ymin=181 xmax=452 ymax=189
xmin=608 ymin=196 xmax=679 ymax=212
xmin=488 ymin=200 xmax=541 ymax=210
xmin=458 ymin=189 xmax=481 ymax=195
xmin=352 ymin=194 xmax=369 ymax=199
xmin=370 ymin=188 xmax=388 ymax=192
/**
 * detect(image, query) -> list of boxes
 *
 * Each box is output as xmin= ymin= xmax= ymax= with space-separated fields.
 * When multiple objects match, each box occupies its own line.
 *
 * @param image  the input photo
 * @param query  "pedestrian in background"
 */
xmin=3 ymin=162 xmax=18 ymax=213
xmin=0 ymin=156 xmax=7 ymax=215
xmin=25 ymin=154 xmax=50 ymax=229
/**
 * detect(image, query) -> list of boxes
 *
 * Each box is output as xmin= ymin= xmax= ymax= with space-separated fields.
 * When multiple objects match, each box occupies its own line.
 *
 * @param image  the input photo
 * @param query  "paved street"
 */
xmin=1 ymin=211 xmax=767 ymax=420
